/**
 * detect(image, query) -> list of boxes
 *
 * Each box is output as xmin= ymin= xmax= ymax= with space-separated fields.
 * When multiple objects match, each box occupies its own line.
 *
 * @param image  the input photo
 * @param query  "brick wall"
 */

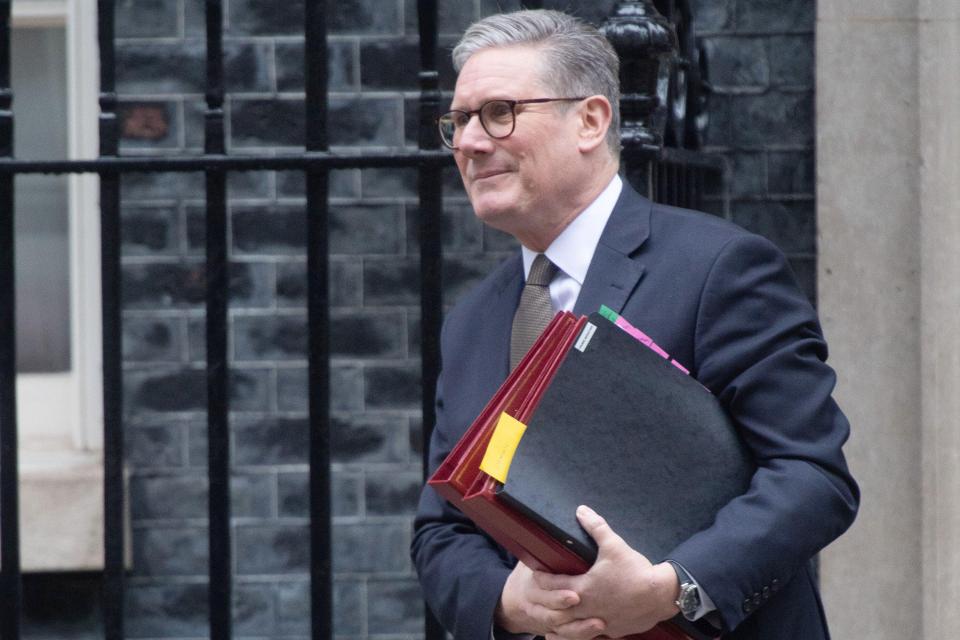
xmin=113 ymin=1 xmax=500 ymax=638
xmin=23 ymin=1 xmax=815 ymax=638
xmin=690 ymin=0 xmax=817 ymax=299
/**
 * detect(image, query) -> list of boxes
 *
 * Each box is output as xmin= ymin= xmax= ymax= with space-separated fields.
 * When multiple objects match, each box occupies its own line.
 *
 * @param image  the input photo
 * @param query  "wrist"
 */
xmin=494 ymin=594 xmax=522 ymax=634
xmin=496 ymin=567 xmax=533 ymax=635
xmin=652 ymin=562 xmax=682 ymax=619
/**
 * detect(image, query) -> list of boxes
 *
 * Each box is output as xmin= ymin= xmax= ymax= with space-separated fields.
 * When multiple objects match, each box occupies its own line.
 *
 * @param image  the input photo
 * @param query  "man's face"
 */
xmin=451 ymin=46 xmax=584 ymax=243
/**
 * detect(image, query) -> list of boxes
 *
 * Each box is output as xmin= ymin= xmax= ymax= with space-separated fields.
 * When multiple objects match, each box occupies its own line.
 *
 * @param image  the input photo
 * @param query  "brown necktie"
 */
xmin=510 ymin=254 xmax=558 ymax=370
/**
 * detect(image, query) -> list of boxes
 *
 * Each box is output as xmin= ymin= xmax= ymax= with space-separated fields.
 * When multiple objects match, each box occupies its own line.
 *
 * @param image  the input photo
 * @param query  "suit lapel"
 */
xmin=574 ymin=182 xmax=652 ymax=316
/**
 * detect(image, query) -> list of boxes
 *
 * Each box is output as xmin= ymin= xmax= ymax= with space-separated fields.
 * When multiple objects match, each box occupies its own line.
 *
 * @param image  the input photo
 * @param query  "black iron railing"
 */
xmin=0 ymin=1 xmax=722 ymax=639
xmin=0 ymin=5 xmax=21 ymax=639
xmin=0 ymin=2 xmax=449 ymax=639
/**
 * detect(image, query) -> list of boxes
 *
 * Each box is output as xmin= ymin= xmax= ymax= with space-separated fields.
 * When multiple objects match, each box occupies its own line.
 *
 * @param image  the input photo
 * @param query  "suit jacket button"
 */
xmin=762 ymin=586 xmax=771 ymax=600
xmin=742 ymin=600 xmax=753 ymax=614
xmin=752 ymin=593 xmax=762 ymax=607
xmin=771 ymin=578 xmax=780 ymax=592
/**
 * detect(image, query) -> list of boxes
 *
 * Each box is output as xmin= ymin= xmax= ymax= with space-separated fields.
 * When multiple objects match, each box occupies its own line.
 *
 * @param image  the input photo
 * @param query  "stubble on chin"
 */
xmin=470 ymin=194 xmax=513 ymax=232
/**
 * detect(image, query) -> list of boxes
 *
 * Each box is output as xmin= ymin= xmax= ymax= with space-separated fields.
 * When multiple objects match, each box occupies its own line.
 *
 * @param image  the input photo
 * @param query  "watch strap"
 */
xmin=668 ymin=560 xmax=693 ymax=585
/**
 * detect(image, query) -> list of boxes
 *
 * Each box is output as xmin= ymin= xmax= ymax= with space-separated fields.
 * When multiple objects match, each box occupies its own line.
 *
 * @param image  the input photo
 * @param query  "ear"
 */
xmin=576 ymin=95 xmax=613 ymax=154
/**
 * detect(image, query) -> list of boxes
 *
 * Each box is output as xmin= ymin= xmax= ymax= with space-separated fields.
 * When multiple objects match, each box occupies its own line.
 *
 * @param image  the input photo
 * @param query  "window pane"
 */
xmin=13 ymin=26 xmax=72 ymax=373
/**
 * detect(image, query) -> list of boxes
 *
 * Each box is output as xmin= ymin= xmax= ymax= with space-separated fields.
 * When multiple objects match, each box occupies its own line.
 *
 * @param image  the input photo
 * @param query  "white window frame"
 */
xmin=13 ymin=0 xmax=103 ymax=453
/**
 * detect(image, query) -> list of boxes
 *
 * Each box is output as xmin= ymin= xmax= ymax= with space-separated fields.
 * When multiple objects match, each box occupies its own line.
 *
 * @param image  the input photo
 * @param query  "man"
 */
xmin=411 ymin=10 xmax=858 ymax=640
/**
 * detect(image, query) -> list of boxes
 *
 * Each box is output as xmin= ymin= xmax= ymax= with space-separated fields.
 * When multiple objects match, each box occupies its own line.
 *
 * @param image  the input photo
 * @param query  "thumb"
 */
xmin=576 ymin=504 xmax=624 ymax=551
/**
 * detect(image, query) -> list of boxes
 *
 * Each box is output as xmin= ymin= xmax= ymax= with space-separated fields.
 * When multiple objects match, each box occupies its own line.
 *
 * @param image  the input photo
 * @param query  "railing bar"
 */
xmin=675 ymin=164 xmax=683 ymax=207
xmin=306 ymin=171 xmax=331 ymax=640
xmin=695 ymin=163 xmax=704 ymax=210
xmin=677 ymin=165 xmax=685 ymax=208
xmin=304 ymin=1 xmax=332 ymax=639
xmin=670 ymin=163 xmax=677 ymax=206
xmin=677 ymin=164 xmax=683 ymax=207
xmin=416 ymin=2 xmax=446 ymax=639
xmin=676 ymin=164 xmax=690 ymax=208
xmin=661 ymin=162 xmax=668 ymax=203
xmin=204 ymin=1 xmax=231 ymax=639
xmin=0 ymin=2 xmax=22 ymax=637
xmin=663 ymin=163 xmax=671 ymax=204
xmin=659 ymin=161 xmax=667 ymax=203
xmin=415 ymin=0 xmax=440 ymax=512
xmin=0 ymin=182 xmax=18 ymax=640
xmin=0 ymin=151 xmax=454 ymax=174
xmin=305 ymin=0 xmax=327 ymax=153
xmin=671 ymin=163 xmax=679 ymax=206
xmin=652 ymin=160 xmax=661 ymax=202
xmin=666 ymin=162 xmax=673 ymax=205
xmin=416 ymin=0 xmax=440 ymax=507
xmin=98 ymin=1 xmax=125 ymax=639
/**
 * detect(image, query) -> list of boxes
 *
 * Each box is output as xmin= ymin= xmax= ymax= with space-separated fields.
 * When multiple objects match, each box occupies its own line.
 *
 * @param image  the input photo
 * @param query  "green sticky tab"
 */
xmin=479 ymin=412 xmax=528 ymax=484
xmin=598 ymin=305 xmax=619 ymax=322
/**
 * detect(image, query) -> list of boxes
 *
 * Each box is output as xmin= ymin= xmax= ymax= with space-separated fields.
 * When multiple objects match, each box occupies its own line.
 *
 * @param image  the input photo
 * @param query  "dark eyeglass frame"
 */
xmin=437 ymin=97 xmax=588 ymax=150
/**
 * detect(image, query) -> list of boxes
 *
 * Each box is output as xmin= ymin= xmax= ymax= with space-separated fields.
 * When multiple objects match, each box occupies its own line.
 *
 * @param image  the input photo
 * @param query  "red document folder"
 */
xmin=428 ymin=311 xmax=583 ymax=509
xmin=428 ymin=312 xmax=711 ymax=640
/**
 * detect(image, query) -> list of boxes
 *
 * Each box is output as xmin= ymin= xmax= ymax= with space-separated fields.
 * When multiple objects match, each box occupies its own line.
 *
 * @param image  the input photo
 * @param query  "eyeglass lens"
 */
xmin=438 ymin=100 xmax=515 ymax=148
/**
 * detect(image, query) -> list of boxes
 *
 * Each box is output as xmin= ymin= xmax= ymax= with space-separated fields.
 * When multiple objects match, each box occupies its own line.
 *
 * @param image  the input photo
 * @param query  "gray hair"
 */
xmin=452 ymin=10 xmax=621 ymax=156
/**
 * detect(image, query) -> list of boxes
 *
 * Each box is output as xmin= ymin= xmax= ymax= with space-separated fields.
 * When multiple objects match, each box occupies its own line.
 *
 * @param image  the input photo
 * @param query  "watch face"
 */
xmin=678 ymin=583 xmax=700 ymax=617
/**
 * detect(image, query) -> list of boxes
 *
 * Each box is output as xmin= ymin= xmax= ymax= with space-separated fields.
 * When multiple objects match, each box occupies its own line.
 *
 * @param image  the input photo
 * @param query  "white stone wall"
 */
xmin=818 ymin=0 xmax=960 ymax=636
xmin=918 ymin=0 xmax=960 ymax=633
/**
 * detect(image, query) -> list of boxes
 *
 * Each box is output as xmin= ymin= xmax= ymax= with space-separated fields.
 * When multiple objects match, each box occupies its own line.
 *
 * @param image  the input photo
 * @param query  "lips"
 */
xmin=472 ymin=169 xmax=511 ymax=181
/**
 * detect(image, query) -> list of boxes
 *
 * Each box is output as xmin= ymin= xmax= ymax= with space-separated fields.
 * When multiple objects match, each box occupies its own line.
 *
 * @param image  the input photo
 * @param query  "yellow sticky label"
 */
xmin=479 ymin=412 xmax=528 ymax=483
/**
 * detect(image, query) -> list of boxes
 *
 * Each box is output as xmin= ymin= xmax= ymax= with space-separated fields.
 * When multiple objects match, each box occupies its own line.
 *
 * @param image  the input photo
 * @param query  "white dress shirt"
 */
xmin=520 ymin=175 xmax=622 ymax=313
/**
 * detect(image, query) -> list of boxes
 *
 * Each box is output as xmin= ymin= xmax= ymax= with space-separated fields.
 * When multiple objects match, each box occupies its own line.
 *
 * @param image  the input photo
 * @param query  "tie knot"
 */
xmin=527 ymin=254 xmax=557 ymax=287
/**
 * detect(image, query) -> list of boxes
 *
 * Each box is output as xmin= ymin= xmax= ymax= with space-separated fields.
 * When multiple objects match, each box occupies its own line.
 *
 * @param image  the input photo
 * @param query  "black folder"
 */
xmin=497 ymin=312 xmax=755 ymax=565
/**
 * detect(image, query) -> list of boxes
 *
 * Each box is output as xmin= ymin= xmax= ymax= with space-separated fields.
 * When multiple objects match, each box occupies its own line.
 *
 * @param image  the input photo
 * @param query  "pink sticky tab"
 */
xmin=608 ymin=311 xmax=692 ymax=372
xmin=615 ymin=317 xmax=652 ymax=345
xmin=649 ymin=343 xmax=669 ymax=359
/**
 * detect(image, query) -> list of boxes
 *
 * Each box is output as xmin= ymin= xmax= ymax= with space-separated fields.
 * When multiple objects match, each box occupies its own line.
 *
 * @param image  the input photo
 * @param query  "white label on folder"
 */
xmin=574 ymin=322 xmax=597 ymax=352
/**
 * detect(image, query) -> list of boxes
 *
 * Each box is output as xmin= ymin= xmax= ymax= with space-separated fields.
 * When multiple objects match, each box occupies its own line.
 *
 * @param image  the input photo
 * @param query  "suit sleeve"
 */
xmin=410 ymin=326 xmax=516 ymax=640
xmin=667 ymin=234 xmax=859 ymax=631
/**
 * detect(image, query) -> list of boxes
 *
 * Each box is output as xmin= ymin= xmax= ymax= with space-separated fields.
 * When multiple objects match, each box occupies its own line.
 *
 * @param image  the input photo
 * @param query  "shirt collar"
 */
xmin=521 ymin=174 xmax=623 ymax=283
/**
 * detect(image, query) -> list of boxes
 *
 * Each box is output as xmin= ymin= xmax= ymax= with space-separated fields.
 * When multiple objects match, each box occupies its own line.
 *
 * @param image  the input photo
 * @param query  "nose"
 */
xmin=456 ymin=114 xmax=494 ymax=156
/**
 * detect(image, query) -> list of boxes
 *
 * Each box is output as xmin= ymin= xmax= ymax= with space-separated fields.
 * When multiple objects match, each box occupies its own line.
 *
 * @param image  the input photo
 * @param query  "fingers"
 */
xmin=576 ymin=505 xmax=625 ymax=549
xmin=518 ymin=566 xmax=579 ymax=610
xmin=530 ymin=602 xmax=588 ymax=632
xmin=551 ymin=615 xmax=608 ymax=640
xmin=534 ymin=584 xmax=580 ymax=611
xmin=499 ymin=561 xmax=587 ymax=635
xmin=534 ymin=569 xmax=579 ymax=593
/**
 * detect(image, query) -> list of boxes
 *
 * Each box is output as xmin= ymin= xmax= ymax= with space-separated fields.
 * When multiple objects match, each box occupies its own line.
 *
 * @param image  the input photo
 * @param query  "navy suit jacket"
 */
xmin=411 ymin=182 xmax=859 ymax=640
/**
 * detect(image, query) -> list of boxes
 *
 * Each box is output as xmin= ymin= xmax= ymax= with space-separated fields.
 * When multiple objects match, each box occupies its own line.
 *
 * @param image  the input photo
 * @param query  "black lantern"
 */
xmin=601 ymin=0 xmax=678 ymax=157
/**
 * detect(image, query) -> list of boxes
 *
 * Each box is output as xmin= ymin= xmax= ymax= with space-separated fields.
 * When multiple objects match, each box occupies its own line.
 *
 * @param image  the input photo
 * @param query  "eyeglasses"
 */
xmin=437 ymin=97 xmax=588 ymax=150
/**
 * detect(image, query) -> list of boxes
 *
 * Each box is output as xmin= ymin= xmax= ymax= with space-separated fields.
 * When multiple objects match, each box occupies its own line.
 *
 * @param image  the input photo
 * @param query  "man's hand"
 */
xmin=535 ymin=505 xmax=681 ymax=640
xmin=496 ymin=561 xmax=606 ymax=637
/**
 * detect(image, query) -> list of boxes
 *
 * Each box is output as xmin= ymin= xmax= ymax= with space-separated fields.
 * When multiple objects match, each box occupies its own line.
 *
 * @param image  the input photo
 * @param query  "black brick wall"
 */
xmin=690 ymin=0 xmax=817 ymax=298
xmin=22 ymin=1 xmax=816 ymax=638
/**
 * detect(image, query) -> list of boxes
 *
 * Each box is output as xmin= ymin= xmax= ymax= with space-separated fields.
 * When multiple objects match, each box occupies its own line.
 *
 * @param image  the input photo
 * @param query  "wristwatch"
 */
xmin=667 ymin=560 xmax=701 ymax=621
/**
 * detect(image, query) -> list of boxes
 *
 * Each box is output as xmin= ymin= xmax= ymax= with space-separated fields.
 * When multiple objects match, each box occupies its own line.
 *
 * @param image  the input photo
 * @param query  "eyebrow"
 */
xmin=448 ymin=97 xmax=513 ymax=111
